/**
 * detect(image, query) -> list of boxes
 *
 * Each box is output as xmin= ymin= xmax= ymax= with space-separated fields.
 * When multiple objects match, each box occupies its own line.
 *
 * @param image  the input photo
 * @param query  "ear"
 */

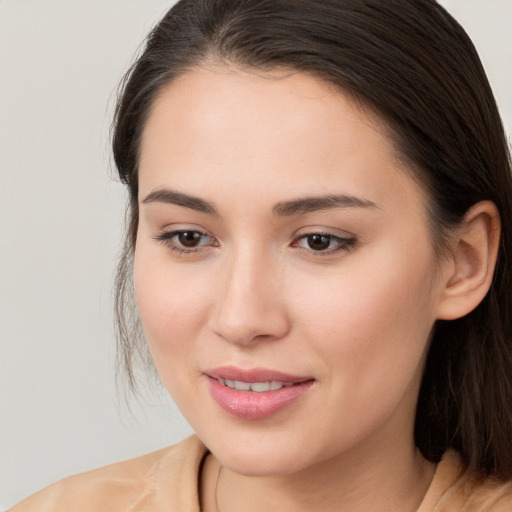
xmin=436 ymin=201 xmax=501 ymax=320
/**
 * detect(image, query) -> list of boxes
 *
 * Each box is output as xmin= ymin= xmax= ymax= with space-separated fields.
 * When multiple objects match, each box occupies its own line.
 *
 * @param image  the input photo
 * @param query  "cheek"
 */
xmin=133 ymin=245 xmax=211 ymax=370
xmin=293 ymin=245 xmax=438 ymax=394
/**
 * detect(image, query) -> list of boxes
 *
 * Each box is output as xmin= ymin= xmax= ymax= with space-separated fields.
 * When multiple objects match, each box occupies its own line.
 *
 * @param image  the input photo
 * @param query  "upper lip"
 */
xmin=205 ymin=366 xmax=312 ymax=383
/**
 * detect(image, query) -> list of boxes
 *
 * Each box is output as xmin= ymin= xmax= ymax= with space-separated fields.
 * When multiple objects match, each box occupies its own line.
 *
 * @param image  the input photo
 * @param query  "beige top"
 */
xmin=10 ymin=435 xmax=512 ymax=511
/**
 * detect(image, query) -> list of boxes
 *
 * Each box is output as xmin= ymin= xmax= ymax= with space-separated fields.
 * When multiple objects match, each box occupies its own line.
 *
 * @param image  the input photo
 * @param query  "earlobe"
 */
xmin=436 ymin=201 xmax=500 ymax=321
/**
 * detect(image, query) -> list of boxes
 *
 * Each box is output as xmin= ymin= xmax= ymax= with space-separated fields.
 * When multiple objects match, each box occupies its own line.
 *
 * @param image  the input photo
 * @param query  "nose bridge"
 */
xmin=210 ymin=243 xmax=289 ymax=345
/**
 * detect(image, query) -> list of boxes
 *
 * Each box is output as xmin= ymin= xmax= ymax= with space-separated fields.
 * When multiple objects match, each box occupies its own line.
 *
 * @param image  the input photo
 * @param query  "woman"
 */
xmin=12 ymin=0 xmax=512 ymax=510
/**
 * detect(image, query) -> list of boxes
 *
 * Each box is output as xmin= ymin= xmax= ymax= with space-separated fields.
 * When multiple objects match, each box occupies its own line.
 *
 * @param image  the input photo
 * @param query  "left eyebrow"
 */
xmin=272 ymin=194 xmax=378 ymax=217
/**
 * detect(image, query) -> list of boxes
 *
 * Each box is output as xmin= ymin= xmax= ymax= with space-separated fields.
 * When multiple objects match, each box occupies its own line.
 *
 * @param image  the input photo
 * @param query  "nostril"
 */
xmin=209 ymin=260 xmax=290 ymax=344
xmin=210 ymin=309 xmax=290 ymax=346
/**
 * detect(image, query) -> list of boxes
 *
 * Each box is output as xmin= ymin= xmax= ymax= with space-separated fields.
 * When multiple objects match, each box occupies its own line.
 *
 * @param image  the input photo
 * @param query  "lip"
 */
xmin=204 ymin=366 xmax=315 ymax=420
xmin=205 ymin=366 xmax=311 ymax=383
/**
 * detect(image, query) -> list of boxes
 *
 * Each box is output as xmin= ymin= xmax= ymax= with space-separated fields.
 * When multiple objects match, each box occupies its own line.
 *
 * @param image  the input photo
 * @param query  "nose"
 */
xmin=209 ymin=248 xmax=290 ymax=346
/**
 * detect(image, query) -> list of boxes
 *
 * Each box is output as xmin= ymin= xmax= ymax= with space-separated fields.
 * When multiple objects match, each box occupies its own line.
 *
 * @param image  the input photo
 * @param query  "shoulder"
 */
xmin=420 ymin=450 xmax=512 ymax=512
xmin=457 ymin=471 xmax=512 ymax=511
xmin=10 ymin=435 xmax=208 ymax=512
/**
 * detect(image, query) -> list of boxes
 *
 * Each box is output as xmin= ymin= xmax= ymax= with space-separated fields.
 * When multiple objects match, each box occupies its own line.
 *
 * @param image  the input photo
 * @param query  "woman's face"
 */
xmin=135 ymin=65 xmax=449 ymax=476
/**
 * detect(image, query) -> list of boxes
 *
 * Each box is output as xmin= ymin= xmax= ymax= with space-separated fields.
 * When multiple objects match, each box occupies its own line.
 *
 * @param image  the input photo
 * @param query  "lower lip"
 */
xmin=206 ymin=377 xmax=315 ymax=420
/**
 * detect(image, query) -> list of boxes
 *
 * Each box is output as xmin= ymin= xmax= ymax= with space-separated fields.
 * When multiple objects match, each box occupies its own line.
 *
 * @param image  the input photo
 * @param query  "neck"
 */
xmin=201 ymin=434 xmax=436 ymax=512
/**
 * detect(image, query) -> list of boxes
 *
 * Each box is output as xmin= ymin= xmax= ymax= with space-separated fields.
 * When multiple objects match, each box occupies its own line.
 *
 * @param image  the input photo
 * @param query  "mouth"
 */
xmin=215 ymin=378 xmax=298 ymax=392
xmin=204 ymin=366 xmax=315 ymax=420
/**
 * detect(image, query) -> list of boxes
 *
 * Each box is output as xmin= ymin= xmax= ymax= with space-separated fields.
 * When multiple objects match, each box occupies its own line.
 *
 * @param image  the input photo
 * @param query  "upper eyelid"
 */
xmin=156 ymin=226 xmax=215 ymax=239
xmin=296 ymin=232 xmax=355 ymax=241
xmin=157 ymin=229 xmax=215 ymax=242
xmin=155 ymin=228 xmax=356 ymax=242
xmin=293 ymin=224 xmax=356 ymax=238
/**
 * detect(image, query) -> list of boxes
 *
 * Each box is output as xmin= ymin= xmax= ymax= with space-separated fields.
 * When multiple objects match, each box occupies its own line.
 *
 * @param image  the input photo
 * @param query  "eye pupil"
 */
xmin=178 ymin=231 xmax=201 ymax=247
xmin=307 ymin=234 xmax=331 ymax=251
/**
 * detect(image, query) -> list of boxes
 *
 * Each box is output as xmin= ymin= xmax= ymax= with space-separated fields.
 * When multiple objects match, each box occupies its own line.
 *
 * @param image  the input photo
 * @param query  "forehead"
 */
xmin=141 ymin=65 xmax=383 ymax=161
xmin=138 ymin=65 xmax=425 ymax=213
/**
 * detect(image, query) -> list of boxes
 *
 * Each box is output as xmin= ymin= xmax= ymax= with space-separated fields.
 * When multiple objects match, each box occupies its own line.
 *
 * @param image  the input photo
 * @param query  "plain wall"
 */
xmin=1 ymin=1 xmax=510 ymax=509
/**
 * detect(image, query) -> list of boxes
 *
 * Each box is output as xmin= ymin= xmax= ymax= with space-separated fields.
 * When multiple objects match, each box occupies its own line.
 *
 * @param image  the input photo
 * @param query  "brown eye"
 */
xmin=154 ymin=229 xmax=216 ymax=253
xmin=294 ymin=232 xmax=357 ymax=254
xmin=307 ymin=234 xmax=331 ymax=251
xmin=178 ymin=231 xmax=203 ymax=247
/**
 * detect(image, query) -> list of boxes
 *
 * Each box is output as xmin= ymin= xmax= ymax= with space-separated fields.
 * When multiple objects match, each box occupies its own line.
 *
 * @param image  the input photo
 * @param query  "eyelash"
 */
xmin=293 ymin=232 xmax=357 ymax=254
xmin=154 ymin=230 xmax=217 ymax=255
xmin=154 ymin=230 xmax=357 ymax=256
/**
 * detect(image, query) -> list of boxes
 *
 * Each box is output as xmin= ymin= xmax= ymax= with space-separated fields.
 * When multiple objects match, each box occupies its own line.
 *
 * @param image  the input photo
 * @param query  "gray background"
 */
xmin=1 ymin=1 xmax=511 ymax=509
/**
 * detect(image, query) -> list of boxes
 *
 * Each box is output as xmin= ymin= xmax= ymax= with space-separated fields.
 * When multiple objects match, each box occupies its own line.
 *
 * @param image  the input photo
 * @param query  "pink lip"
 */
xmin=205 ymin=366 xmax=311 ymax=383
xmin=205 ymin=366 xmax=315 ymax=420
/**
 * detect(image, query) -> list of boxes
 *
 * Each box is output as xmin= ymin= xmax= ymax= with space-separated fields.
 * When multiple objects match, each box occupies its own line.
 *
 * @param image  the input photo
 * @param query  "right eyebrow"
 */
xmin=141 ymin=188 xmax=219 ymax=217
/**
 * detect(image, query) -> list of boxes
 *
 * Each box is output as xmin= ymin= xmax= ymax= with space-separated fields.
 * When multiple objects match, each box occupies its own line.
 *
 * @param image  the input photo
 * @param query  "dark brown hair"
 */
xmin=112 ymin=0 xmax=512 ymax=478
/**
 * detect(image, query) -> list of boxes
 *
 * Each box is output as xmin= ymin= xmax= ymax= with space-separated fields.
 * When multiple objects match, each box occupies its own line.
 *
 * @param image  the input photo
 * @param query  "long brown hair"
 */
xmin=112 ymin=0 xmax=512 ymax=478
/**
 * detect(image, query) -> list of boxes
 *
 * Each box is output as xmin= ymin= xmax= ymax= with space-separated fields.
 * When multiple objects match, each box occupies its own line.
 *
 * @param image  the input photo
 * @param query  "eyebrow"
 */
xmin=272 ymin=194 xmax=377 ymax=216
xmin=142 ymin=189 xmax=219 ymax=216
xmin=142 ymin=188 xmax=377 ymax=217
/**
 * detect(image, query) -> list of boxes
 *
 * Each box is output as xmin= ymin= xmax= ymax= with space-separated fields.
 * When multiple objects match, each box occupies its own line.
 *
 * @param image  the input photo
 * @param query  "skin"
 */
xmin=134 ymin=65 xmax=493 ymax=511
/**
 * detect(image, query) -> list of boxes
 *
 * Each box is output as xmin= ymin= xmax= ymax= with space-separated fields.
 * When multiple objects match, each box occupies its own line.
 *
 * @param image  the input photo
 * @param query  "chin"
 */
xmin=220 ymin=451 xmax=304 ymax=477
xmin=200 ymin=429 xmax=319 ymax=477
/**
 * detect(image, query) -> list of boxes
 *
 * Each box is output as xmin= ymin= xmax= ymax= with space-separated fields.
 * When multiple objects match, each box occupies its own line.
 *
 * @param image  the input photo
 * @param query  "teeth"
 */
xmin=217 ymin=378 xmax=295 ymax=392
xmin=250 ymin=382 xmax=271 ymax=392
xmin=234 ymin=381 xmax=251 ymax=391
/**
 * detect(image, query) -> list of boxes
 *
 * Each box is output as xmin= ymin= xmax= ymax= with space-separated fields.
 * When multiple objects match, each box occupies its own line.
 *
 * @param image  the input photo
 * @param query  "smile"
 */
xmin=216 ymin=378 xmax=296 ymax=392
xmin=205 ymin=367 xmax=315 ymax=420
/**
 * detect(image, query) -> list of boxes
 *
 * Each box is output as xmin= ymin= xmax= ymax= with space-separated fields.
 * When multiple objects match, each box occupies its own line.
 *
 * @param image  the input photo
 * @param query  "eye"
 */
xmin=154 ymin=229 xmax=217 ymax=253
xmin=294 ymin=232 xmax=356 ymax=254
xmin=175 ymin=231 xmax=207 ymax=248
